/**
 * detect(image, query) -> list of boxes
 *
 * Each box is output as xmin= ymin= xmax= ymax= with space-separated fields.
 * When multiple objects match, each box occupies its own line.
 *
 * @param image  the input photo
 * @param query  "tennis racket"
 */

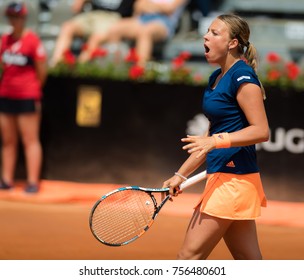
xmin=89 ymin=170 xmax=207 ymax=246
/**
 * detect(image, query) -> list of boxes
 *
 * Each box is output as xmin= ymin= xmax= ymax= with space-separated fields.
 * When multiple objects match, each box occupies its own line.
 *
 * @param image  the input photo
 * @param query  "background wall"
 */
xmin=18 ymin=76 xmax=303 ymax=202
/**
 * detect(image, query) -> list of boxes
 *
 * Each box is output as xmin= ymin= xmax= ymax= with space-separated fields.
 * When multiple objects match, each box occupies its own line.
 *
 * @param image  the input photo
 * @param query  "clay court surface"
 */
xmin=0 ymin=180 xmax=304 ymax=260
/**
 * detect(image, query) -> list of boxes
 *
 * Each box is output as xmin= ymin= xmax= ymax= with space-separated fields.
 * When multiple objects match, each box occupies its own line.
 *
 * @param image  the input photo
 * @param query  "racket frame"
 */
xmin=89 ymin=186 xmax=171 ymax=246
xmin=89 ymin=170 xmax=207 ymax=246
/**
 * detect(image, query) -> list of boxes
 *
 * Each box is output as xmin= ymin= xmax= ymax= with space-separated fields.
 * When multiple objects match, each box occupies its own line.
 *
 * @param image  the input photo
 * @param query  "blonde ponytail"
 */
xmin=244 ymin=43 xmax=266 ymax=99
xmin=218 ymin=14 xmax=266 ymax=99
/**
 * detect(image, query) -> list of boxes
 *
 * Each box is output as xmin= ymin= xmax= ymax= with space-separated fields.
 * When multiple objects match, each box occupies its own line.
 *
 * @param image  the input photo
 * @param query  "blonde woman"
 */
xmin=163 ymin=14 xmax=269 ymax=260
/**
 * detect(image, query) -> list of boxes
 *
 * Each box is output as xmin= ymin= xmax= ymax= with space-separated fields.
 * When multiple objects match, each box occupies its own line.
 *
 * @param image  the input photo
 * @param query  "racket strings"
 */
xmin=91 ymin=190 xmax=155 ymax=245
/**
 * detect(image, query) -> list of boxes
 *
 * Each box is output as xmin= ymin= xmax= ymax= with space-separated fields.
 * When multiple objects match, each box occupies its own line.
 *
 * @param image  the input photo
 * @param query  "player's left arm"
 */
xmin=231 ymin=82 xmax=269 ymax=146
xmin=35 ymin=59 xmax=47 ymax=86
xmin=182 ymin=83 xmax=269 ymax=157
xmin=34 ymin=40 xmax=48 ymax=87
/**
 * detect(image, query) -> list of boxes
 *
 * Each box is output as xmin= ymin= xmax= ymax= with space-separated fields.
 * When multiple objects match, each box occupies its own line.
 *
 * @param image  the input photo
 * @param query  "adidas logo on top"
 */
xmin=226 ymin=161 xmax=235 ymax=168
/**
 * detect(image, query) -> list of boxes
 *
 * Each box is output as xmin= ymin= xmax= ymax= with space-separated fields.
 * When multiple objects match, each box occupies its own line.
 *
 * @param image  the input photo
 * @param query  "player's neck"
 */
xmin=11 ymin=28 xmax=26 ymax=40
xmin=220 ymin=58 xmax=241 ymax=77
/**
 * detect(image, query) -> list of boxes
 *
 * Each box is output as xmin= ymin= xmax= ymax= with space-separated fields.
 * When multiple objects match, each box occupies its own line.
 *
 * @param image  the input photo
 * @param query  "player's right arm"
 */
xmin=162 ymin=125 xmax=209 ymax=195
xmin=162 ymin=149 xmax=206 ymax=196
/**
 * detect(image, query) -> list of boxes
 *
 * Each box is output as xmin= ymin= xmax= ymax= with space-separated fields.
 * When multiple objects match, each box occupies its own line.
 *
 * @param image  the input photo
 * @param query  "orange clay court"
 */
xmin=0 ymin=180 xmax=304 ymax=260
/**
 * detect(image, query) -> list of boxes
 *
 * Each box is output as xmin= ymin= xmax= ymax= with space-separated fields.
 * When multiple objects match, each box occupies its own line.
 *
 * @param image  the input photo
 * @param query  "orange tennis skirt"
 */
xmin=195 ymin=172 xmax=267 ymax=220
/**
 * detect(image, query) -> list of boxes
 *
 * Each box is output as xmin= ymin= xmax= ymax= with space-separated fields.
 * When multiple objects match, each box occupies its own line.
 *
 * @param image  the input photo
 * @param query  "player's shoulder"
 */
xmin=24 ymin=29 xmax=40 ymax=40
xmin=230 ymin=60 xmax=258 ymax=83
xmin=22 ymin=30 xmax=44 ymax=50
xmin=232 ymin=60 xmax=256 ymax=74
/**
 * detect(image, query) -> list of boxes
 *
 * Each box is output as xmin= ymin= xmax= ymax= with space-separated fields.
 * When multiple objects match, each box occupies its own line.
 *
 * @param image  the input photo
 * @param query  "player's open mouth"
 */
xmin=204 ymin=44 xmax=210 ymax=53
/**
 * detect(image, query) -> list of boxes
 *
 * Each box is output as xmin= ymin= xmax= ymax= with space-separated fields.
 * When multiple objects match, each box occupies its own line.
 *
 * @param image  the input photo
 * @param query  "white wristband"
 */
xmin=174 ymin=172 xmax=187 ymax=181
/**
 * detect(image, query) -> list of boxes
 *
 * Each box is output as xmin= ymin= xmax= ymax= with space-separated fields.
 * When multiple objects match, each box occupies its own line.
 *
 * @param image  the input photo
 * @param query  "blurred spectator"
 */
xmin=186 ymin=0 xmax=211 ymax=32
xmin=50 ymin=0 xmax=135 ymax=66
xmin=193 ymin=0 xmax=210 ymax=16
xmin=79 ymin=0 xmax=189 ymax=66
xmin=0 ymin=2 xmax=47 ymax=193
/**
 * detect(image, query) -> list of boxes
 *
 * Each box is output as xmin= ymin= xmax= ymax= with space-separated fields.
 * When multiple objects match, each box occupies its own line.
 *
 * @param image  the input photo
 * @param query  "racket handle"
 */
xmin=179 ymin=170 xmax=207 ymax=190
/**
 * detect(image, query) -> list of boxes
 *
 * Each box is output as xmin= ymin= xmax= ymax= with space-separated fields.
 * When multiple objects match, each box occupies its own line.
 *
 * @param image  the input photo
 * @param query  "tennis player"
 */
xmin=0 ymin=2 xmax=47 ymax=193
xmin=163 ymin=14 xmax=269 ymax=259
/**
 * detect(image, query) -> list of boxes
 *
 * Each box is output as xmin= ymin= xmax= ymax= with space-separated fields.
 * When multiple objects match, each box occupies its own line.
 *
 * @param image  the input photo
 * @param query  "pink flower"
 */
xmin=286 ymin=62 xmax=300 ymax=80
xmin=267 ymin=69 xmax=281 ymax=81
xmin=63 ymin=50 xmax=76 ymax=65
xmin=266 ymin=52 xmax=281 ymax=63
xmin=129 ymin=64 xmax=145 ymax=79
xmin=91 ymin=48 xmax=108 ymax=59
xmin=172 ymin=56 xmax=185 ymax=68
xmin=125 ymin=48 xmax=139 ymax=63
xmin=179 ymin=51 xmax=191 ymax=60
xmin=171 ymin=51 xmax=192 ymax=69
